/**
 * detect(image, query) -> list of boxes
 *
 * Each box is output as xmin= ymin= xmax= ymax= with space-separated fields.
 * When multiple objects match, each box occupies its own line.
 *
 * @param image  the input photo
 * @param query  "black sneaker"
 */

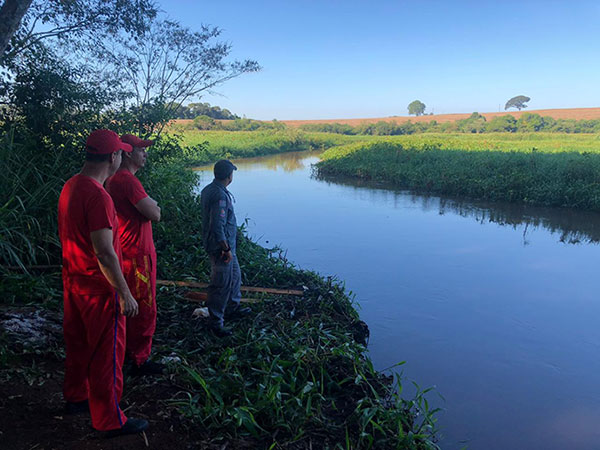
xmin=104 ymin=417 xmax=149 ymax=438
xmin=130 ymin=360 xmax=166 ymax=377
xmin=225 ymin=305 xmax=252 ymax=320
xmin=209 ymin=323 xmax=233 ymax=337
xmin=65 ymin=399 xmax=89 ymax=415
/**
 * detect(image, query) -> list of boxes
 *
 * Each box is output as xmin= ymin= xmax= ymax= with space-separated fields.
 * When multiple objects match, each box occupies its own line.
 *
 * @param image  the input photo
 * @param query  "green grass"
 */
xmin=166 ymin=128 xmax=367 ymax=165
xmin=319 ymin=132 xmax=600 ymax=155
xmin=317 ymin=136 xmax=600 ymax=210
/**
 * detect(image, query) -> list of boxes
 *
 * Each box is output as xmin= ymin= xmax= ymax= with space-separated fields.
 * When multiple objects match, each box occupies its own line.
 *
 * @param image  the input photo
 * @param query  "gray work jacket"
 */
xmin=200 ymin=179 xmax=237 ymax=254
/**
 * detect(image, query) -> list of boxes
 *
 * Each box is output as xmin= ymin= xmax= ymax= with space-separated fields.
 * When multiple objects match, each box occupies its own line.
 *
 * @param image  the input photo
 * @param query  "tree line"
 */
xmin=191 ymin=116 xmax=285 ymax=131
xmin=299 ymin=113 xmax=600 ymax=135
xmin=172 ymin=102 xmax=240 ymax=120
xmin=407 ymin=95 xmax=531 ymax=116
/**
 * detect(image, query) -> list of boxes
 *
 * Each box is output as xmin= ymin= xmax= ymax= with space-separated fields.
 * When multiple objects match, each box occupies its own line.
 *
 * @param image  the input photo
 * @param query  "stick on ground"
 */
xmin=157 ymin=279 xmax=304 ymax=296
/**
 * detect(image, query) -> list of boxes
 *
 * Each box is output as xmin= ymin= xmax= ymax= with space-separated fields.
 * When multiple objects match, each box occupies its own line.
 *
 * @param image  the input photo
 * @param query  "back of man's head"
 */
xmin=85 ymin=129 xmax=133 ymax=162
xmin=213 ymin=159 xmax=237 ymax=180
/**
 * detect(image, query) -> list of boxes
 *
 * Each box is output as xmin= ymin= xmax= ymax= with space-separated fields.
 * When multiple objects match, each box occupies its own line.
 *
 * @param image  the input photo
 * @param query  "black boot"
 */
xmin=209 ymin=323 xmax=233 ymax=337
xmin=104 ymin=417 xmax=149 ymax=438
xmin=130 ymin=360 xmax=166 ymax=376
xmin=225 ymin=305 xmax=252 ymax=320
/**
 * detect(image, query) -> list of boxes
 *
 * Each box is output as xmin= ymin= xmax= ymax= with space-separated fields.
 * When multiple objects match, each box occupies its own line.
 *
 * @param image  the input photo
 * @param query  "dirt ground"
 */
xmin=0 ymin=307 xmax=238 ymax=450
xmin=0 ymin=360 xmax=197 ymax=450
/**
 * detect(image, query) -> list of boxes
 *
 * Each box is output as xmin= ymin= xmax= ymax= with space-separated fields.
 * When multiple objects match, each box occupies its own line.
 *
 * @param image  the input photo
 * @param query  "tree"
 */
xmin=1 ymin=0 xmax=157 ymax=62
xmin=408 ymin=100 xmax=426 ymax=116
xmin=97 ymin=19 xmax=260 ymax=136
xmin=486 ymin=115 xmax=517 ymax=132
xmin=0 ymin=0 xmax=34 ymax=57
xmin=516 ymin=113 xmax=545 ymax=132
xmin=457 ymin=112 xmax=486 ymax=133
xmin=505 ymin=95 xmax=530 ymax=111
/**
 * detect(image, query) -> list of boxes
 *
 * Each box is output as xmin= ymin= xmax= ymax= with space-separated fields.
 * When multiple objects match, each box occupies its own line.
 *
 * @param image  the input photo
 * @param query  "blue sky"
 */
xmin=157 ymin=1 xmax=600 ymax=120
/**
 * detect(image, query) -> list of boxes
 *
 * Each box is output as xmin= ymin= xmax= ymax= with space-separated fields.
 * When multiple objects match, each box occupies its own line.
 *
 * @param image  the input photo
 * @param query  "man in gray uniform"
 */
xmin=200 ymin=160 xmax=250 ymax=337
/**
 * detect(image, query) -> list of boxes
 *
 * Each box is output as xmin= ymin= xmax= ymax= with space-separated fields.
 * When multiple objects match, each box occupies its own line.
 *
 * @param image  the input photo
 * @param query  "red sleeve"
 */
xmin=87 ymin=191 xmax=115 ymax=232
xmin=126 ymin=174 xmax=148 ymax=206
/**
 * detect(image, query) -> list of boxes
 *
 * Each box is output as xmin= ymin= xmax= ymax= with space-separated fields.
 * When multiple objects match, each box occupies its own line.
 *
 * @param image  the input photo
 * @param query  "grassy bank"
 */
xmin=316 ymin=138 xmax=600 ymax=210
xmin=379 ymin=132 xmax=600 ymax=153
xmin=1 ymin=135 xmax=440 ymax=448
xmin=167 ymin=128 xmax=367 ymax=165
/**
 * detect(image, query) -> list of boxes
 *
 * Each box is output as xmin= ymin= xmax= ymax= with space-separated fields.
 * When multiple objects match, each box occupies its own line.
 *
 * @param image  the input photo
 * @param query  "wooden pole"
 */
xmin=0 ymin=267 xmax=305 ymax=297
xmin=157 ymin=279 xmax=304 ymax=296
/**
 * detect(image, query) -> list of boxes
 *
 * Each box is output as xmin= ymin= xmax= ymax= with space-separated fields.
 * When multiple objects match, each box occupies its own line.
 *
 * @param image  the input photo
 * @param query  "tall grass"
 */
xmin=0 ymin=131 xmax=79 ymax=271
xmin=381 ymin=132 xmax=600 ymax=153
xmin=169 ymin=129 xmax=365 ymax=165
xmin=317 ymin=140 xmax=600 ymax=210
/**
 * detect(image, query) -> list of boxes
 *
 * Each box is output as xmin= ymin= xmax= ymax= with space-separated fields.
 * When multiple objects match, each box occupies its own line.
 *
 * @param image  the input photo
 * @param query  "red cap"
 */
xmin=86 ymin=129 xmax=132 ymax=154
xmin=120 ymin=134 xmax=154 ymax=148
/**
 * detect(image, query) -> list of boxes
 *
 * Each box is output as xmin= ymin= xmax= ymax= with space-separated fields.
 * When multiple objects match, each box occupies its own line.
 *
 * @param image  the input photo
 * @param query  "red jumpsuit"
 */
xmin=106 ymin=169 xmax=157 ymax=367
xmin=58 ymin=174 xmax=127 ymax=431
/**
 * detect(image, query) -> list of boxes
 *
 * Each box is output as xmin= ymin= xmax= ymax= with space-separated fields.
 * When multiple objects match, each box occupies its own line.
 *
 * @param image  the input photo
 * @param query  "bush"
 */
xmin=486 ymin=115 xmax=517 ymax=132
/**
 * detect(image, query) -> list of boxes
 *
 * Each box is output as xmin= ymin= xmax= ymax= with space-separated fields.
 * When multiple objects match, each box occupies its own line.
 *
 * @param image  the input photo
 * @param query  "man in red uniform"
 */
xmin=106 ymin=134 xmax=163 ymax=376
xmin=58 ymin=129 xmax=148 ymax=437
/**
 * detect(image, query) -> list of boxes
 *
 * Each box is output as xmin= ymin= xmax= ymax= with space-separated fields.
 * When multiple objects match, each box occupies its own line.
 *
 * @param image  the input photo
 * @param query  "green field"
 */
xmin=166 ymin=127 xmax=369 ymax=165
xmin=174 ymin=129 xmax=600 ymax=160
xmin=323 ymin=132 xmax=600 ymax=154
xmin=316 ymin=133 xmax=600 ymax=210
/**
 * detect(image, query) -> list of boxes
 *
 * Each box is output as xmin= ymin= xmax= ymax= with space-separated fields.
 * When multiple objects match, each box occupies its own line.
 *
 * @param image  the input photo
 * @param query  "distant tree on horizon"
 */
xmin=505 ymin=95 xmax=531 ymax=111
xmin=408 ymin=100 xmax=426 ymax=116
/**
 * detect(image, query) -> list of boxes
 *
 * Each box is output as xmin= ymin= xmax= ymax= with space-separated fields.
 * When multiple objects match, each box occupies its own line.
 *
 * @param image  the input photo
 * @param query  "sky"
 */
xmin=156 ymin=0 xmax=600 ymax=120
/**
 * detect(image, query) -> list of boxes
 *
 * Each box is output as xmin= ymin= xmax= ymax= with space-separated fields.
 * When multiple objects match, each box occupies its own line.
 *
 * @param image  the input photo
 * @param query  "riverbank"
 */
xmin=316 ymin=138 xmax=600 ymax=211
xmin=166 ymin=127 xmax=367 ymax=166
xmin=0 ymin=138 xmax=439 ymax=449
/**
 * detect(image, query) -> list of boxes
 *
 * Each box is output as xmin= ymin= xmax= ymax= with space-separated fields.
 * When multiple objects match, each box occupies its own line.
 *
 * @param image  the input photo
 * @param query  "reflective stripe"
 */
xmin=133 ymin=258 xmax=140 ymax=298
xmin=134 ymin=255 xmax=153 ymax=307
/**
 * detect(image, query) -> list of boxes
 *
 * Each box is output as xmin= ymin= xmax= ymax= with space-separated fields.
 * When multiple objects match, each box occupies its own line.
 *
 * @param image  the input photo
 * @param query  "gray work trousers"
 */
xmin=207 ymin=252 xmax=241 ymax=326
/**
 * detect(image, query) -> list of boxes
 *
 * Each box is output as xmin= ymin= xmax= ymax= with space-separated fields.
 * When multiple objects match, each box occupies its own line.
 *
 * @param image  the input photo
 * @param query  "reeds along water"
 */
xmin=316 ymin=138 xmax=600 ymax=212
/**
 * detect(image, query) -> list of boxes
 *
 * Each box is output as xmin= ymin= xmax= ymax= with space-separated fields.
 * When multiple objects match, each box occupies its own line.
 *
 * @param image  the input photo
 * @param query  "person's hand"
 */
xmin=119 ymin=292 xmax=139 ymax=317
xmin=221 ymin=249 xmax=232 ymax=264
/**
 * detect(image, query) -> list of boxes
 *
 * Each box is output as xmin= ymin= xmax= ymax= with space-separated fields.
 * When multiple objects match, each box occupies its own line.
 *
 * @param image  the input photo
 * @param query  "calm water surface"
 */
xmin=195 ymin=151 xmax=600 ymax=450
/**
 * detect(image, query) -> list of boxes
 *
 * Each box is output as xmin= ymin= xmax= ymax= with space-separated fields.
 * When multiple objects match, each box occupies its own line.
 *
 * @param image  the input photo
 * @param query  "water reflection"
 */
xmin=315 ymin=173 xmax=600 ymax=245
xmin=194 ymin=150 xmax=322 ymax=173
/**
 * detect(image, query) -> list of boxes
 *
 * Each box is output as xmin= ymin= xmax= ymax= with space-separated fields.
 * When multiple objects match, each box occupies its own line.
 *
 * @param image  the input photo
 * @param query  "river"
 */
xmin=194 ymin=150 xmax=600 ymax=449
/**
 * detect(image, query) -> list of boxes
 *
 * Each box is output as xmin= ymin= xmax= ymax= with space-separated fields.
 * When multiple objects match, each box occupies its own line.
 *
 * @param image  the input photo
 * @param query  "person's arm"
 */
xmin=210 ymin=196 xmax=232 ymax=263
xmin=90 ymin=228 xmax=139 ymax=317
xmin=135 ymin=196 xmax=161 ymax=222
